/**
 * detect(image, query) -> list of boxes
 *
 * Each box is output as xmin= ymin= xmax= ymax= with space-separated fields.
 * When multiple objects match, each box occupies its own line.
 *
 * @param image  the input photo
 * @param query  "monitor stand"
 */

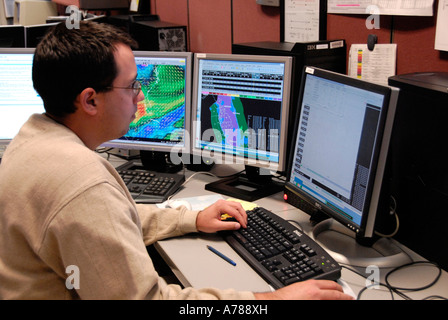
xmin=205 ymin=165 xmax=283 ymax=202
xmin=140 ymin=150 xmax=183 ymax=173
xmin=311 ymin=219 xmax=411 ymax=268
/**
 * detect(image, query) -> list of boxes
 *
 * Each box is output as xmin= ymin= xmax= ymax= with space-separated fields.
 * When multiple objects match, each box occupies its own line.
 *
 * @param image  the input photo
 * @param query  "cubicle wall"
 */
xmin=2 ymin=0 xmax=447 ymax=72
xmin=150 ymin=0 xmax=448 ymax=74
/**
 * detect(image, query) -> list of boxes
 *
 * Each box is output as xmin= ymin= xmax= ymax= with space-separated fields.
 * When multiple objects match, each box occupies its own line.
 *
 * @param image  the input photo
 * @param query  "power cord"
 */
xmin=375 ymin=196 xmax=400 ymax=238
xmin=342 ymin=261 xmax=447 ymax=300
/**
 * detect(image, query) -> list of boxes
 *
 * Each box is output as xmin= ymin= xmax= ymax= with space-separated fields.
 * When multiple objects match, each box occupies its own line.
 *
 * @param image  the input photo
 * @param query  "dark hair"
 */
xmin=32 ymin=21 xmax=138 ymax=117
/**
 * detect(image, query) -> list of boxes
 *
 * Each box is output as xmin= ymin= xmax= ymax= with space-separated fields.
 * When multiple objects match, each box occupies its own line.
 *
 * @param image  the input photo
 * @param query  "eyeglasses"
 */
xmin=107 ymin=80 xmax=142 ymax=97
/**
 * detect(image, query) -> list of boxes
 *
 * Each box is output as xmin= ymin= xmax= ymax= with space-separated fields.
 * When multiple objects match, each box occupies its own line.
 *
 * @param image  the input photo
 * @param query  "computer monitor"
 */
xmin=0 ymin=25 xmax=25 ymax=48
xmin=191 ymin=53 xmax=293 ymax=201
xmin=0 ymin=48 xmax=44 ymax=146
xmin=25 ymin=23 xmax=58 ymax=48
xmin=77 ymin=0 xmax=129 ymax=10
xmin=284 ymin=67 xmax=408 ymax=267
xmin=102 ymin=51 xmax=192 ymax=173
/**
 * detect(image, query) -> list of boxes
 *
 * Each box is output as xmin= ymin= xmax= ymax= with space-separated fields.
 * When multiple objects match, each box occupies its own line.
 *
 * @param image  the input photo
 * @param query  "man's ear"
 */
xmin=77 ymin=88 xmax=99 ymax=116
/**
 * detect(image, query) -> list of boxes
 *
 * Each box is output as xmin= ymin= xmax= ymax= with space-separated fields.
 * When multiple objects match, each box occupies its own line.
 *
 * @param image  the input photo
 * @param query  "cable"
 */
xmin=375 ymin=196 xmax=400 ymax=238
xmin=183 ymin=171 xmax=218 ymax=185
xmin=385 ymin=261 xmax=443 ymax=293
xmin=341 ymin=261 xmax=447 ymax=300
xmin=375 ymin=212 xmax=400 ymax=238
xmin=286 ymin=219 xmax=304 ymax=232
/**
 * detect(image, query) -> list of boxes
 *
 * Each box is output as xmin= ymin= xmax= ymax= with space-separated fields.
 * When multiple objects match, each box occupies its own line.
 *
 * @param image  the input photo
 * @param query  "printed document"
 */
xmin=435 ymin=0 xmax=448 ymax=51
xmin=348 ymin=44 xmax=397 ymax=86
xmin=327 ymin=0 xmax=434 ymax=16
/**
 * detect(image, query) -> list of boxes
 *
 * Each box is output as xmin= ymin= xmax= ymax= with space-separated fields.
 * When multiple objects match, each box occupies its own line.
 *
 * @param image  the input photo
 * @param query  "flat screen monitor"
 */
xmin=102 ymin=51 xmax=192 ymax=173
xmin=0 ymin=48 xmax=44 ymax=146
xmin=191 ymin=53 xmax=293 ymax=201
xmin=25 ymin=23 xmax=58 ymax=48
xmin=284 ymin=67 xmax=407 ymax=267
xmin=0 ymin=25 xmax=25 ymax=48
xmin=77 ymin=0 xmax=129 ymax=10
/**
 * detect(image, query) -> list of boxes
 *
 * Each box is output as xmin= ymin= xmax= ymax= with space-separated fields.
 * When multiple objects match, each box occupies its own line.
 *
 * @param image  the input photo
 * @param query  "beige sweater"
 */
xmin=0 ymin=114 xmax=255 ymax=300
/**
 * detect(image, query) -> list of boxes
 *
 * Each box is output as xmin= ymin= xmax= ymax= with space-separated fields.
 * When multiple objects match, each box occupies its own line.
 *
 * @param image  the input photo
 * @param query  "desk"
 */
xmin=106 ymin=154 xmax=448 ymax=300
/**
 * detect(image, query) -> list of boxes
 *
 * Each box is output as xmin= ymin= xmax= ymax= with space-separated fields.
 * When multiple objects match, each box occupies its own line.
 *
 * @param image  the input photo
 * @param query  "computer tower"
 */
xmin=130 ymin=20 xmax=187 ymax=52
xmin=388 ymin=72 xmax=448 ymax=270
xmin=107 ymin=14 xmax=159 ymax=35
xmin=25 ymin=23 xmax=58 ymax=48
xmin=232 ymin=40 xmax=346 ymax=173
xmin=233 ymin=40 xmax=346 ymax=112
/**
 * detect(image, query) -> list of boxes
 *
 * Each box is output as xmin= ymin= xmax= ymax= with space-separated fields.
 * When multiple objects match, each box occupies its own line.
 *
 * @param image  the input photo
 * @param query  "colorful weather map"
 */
xmin=209 ymin=95 xmax=248 ymax=148
xmin=125 ymin=63 xmax=185 ymax=143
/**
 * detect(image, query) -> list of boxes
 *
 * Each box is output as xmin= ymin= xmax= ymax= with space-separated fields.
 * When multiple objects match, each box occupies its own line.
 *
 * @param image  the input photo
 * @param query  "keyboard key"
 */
xmin=222 ymin=207 xmax=341 ymax=289
xmin=116 ymin=161 xmax=185 ymax=204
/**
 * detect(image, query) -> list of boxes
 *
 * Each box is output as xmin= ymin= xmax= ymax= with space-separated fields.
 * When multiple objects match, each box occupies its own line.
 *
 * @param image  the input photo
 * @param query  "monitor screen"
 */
xmin=191 ymin=53 xmax=292 ymax=172
xmin=285 ymin=67 xmax=399 ymax=240
xmin=191 ymin=53 xmax=292 ymax=201
xmin=0 ymin=48 xmax=44 ymax=145
xmin=102 ymin=51 xmax=192 ymax=156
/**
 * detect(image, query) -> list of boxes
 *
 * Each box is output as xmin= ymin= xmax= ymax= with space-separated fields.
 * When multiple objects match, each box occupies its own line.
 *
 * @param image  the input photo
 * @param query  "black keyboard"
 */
xmin=117 ymin=161 xmax=185 ymax=204
xmin=222 ymin=207 xmax=341 ymax=289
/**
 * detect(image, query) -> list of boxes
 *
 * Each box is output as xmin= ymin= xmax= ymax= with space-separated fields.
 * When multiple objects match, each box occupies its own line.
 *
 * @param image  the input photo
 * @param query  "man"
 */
xmin=0 ymin=21 xmax=352 ymax=300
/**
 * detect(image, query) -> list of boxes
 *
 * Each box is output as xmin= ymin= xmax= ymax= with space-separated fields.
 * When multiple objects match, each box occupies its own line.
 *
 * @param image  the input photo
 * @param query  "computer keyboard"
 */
xmin=221 ymin=206 xmax=341 ymax=289
xmin=116 ymin=161 xmax=185 ymax=204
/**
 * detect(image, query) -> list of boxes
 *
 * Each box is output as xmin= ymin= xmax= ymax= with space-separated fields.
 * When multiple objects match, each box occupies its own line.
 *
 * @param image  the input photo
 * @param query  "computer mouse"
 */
xmin=166 ymin=199 xmax=192 ymax=210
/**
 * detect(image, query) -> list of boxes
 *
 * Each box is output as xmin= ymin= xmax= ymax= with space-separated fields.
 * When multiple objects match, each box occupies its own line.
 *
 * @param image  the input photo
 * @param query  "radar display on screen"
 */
xmin=120 ymin=55 xmax=187 ymax=146
xmin=195 ymin=59 xmax=285 ymax=163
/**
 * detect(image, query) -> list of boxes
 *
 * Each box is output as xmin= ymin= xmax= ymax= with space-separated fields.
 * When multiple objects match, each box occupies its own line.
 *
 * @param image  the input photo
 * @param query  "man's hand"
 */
xmin=196 ymin=199 xmax=247 ymax=233
xmin=254 ymin=279 xmax=354 ymax=300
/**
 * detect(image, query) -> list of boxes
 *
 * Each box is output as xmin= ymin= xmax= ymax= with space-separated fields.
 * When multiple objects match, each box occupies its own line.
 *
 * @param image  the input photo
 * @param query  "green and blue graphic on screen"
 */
xmin=124 ymin=59 xmax=186 ymax=144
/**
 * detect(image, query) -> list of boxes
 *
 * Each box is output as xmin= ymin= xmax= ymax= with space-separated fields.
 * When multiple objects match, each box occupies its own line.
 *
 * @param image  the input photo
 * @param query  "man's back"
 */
xmin=0 ymin=113 xmax=128 ymax=299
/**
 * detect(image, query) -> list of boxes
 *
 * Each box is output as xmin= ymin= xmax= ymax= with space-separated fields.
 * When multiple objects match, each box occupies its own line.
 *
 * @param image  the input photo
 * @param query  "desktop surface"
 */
xmin=104 ymin=153 xmax=448 ymax=300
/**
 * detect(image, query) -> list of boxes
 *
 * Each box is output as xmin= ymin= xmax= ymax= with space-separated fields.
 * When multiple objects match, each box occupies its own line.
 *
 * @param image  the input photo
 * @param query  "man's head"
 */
xmin=32 ymin=21 xmax=138 ymax=118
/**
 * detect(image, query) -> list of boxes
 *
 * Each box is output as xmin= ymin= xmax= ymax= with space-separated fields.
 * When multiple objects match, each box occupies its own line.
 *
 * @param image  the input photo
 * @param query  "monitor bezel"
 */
xmin=0 ymin=47 xmax=40 ymax=146
xmin=101 ymin=50 xmax=193 ymax=156
xmin=0 ymin=25 xmax=25 ymax=48
xmin=285 ymin=66 xmax=399 ymax=239
xmin=190 ymin=52 xmax=293 ymax=173
xmin=24 ymin=23 xmax=58 ymax=48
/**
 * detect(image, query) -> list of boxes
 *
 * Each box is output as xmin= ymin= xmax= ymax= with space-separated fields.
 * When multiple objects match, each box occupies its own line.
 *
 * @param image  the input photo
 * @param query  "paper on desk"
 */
xmin=348 ymin=44 xmax=397 ymax=86
xmin=188 ymin=194 xmax=225 ymax=210
xmin=220 ymin=198 xmax=258 ymax=221
xmin=435 ymin=0 xmax=448 ymax=51
xmin=226 ymin=198 xmax=258 ymax=211
xmin=157 ymin=194 xmax=224 ymax=211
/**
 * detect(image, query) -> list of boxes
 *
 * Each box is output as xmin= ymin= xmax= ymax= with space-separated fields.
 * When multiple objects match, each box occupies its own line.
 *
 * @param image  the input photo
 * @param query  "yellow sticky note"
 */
xmin=226 ymin=198 xmax=258 ymax=211
xmin=221 ymin=198 xmax=258 ymax=220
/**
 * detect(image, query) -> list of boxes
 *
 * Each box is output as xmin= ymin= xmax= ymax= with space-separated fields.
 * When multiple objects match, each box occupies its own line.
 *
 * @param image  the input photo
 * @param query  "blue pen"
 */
xmin=207 ymin=245 xmax=236 ymax=266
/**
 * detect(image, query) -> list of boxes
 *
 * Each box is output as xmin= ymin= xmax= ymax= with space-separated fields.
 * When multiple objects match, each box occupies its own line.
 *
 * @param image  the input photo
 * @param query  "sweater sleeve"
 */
xmin=40 ymin=182 xmax=255 ymax=300
xmin=135 ymin=203 xmax=199 ymax=246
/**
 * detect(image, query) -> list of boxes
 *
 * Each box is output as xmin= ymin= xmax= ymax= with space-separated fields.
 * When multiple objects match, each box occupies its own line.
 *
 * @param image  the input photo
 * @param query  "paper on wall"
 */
xmin=435 ymin=0 xmax=448 ymax=51
xmin=284 ymin=0 xmax=321 ymax=42
xmin=348 ymin=44 xmax=397 ymax=86
xmin=327 ymin=0 xmax=434 ymax=16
